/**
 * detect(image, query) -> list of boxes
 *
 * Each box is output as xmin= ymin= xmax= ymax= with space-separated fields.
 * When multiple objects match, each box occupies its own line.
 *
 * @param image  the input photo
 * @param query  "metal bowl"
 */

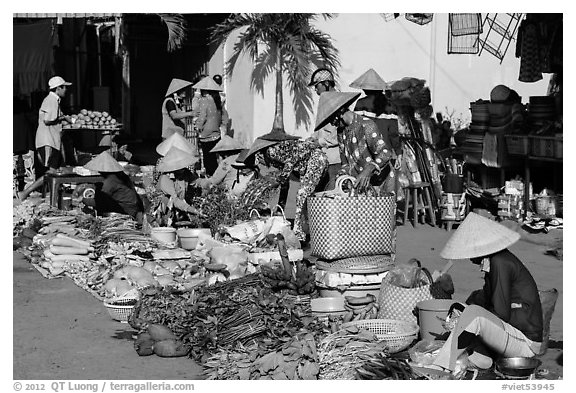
xmin=496 ymin=357 xmax=542 ymax=378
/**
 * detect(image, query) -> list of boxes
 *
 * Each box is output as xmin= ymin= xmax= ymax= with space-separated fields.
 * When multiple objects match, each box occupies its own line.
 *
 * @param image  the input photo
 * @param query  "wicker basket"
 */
xmin=340 ymin=319 xmax=419 ymax=353
xmin=505 ymin=135 xmax=530 ymax=155
xmin=103 ymin=297 xmax=138 ymax=323
xmin=315 ymin=255 xmax=394 ymax=274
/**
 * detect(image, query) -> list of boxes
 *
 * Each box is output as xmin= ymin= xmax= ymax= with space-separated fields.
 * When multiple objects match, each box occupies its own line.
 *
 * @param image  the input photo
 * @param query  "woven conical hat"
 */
xmin=165 ymin=78 xmax=193 ymax=97
xmin=440 ymin=213 xmax=521 ymax=260
xmin=156 ymin=132 xmax=195 ymax=156
xmin=210 ymin=135 xmax=245 ymax=153
xmin=84 ymin=151 xmax=124 ymax=173
xmin=349 ymin=68 xmax=388 ymax=90
xmin=192 ymin=76 xmax=223 ymax=92
xmin=157 ymin=147 xmax=198 ymax=173
xmin=314 ymin=92 xmax=361 ymax=131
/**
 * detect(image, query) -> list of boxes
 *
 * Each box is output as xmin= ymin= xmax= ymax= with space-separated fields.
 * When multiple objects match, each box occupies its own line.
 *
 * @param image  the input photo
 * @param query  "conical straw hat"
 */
xmin=210 ymin=135 xmax=245 ymax=153
xmin=192 ymin=76 xmax=223 ymax=92
xmin=314 ymin=92 xmax=361 ymax=131
xmin=156 ymin=132 xmax=196 ymax=156
xmin=165 ymin=78 xmax=193 ymax=97
xmin=84 ymin=151 xmax=124 ymax=173
xmin=440 ymin=212 xmax=521 ymax=260
xmin=243 ymin=138 xmax=280 ymax=162
xmin=157 ymin=147 xmax=198 ymax=173
xmin=232 ymin=149 xmax=254 ymax=168
xmin=349 ymin=68 xmax=388 ymax=90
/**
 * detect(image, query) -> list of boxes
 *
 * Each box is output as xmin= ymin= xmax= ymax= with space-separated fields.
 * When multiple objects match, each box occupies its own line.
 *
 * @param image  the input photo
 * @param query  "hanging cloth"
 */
xmin=13 ymin=21 xmax=56 ymax=95
xmin=517 ymin=20 xmax=543 ymax=83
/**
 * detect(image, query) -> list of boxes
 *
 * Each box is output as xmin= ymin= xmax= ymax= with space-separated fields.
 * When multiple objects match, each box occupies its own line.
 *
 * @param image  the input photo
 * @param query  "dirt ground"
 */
xmin=11 ymin=222 xmax=563 ymax=380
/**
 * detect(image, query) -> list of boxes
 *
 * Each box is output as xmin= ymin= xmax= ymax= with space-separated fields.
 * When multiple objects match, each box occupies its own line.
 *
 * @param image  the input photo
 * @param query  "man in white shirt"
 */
xmin=19 ymin=76 xmax=72 ymax=200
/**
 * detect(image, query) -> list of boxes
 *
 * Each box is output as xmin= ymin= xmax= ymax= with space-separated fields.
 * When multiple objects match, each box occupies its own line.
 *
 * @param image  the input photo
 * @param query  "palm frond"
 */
xmin=251 ymin=47 xmax=277 ymax=95
xmin=158 ymin=13 xmax=187 ymax=52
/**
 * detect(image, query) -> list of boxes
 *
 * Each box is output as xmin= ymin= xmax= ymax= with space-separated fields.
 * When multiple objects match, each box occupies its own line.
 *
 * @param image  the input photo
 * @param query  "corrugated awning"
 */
xmin=13 ymin=13 xmax=122 ymax=18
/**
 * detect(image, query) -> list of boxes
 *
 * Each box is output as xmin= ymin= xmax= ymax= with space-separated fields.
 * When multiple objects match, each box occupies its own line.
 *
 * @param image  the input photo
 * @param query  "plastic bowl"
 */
xmin=177 ymin=228 xmax=211 ymax=238
xmin=311 ymin=297 xmax=345 ymax=312
xmin=151 ymin=227 xmax=177 ymax=243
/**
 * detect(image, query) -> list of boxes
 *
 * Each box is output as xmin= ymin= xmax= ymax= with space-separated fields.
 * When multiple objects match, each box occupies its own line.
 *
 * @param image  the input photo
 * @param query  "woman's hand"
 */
xmin=394 ymin=154 xmax=403 ymax=170
xmin=355 ymin=166 xmax=376 ymax=191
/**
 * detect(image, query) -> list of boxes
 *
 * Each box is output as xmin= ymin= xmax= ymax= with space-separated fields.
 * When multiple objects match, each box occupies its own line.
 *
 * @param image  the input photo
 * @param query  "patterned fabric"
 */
xmin=337 ymin=113 xmax=393 ymax=182
xmin=518 ymin=21 xmax=543 ymax=83
xmin=264 ymin=140 xmax=328 ymax=240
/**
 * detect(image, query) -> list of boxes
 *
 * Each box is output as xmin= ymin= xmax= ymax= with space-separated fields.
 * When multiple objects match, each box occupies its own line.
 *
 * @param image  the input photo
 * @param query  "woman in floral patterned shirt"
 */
xmin=244 ymin=131 xmax=328 ymax=241
xmin=315 ymin=92 xmax=393 ymax=191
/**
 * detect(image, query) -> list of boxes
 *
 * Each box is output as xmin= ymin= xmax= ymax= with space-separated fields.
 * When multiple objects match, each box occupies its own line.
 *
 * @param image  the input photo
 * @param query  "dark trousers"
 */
xmin=200 ymin=138 xmax=220 ymax=176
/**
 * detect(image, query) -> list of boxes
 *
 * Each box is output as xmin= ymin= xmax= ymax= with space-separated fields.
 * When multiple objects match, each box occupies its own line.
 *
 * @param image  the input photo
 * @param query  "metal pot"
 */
xmin=496 ymin=357 xmax=542 ymax=378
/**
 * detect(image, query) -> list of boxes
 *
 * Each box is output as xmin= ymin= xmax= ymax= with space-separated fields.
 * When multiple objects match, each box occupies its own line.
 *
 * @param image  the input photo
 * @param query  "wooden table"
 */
xmin=43 ymin=172 xmax=104 ymax=208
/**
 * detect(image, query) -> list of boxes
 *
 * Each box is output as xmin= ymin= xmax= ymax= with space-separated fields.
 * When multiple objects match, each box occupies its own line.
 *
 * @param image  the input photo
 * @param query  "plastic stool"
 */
xmin=402 ymin=182 xmax=436 ymax=228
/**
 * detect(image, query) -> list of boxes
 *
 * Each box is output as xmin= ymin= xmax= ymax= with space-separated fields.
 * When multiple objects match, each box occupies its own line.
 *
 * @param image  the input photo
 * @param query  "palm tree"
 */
xmin=157 ymin=14 xmax=188 ymax=52
xmin=211 ymin=13 xmax=340 ymax=133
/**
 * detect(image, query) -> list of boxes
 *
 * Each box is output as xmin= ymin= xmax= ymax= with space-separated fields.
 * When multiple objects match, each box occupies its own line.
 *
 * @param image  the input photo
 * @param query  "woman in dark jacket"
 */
xmin=81 ymin=151 xmax=144 ymax=221
xmin=433 ymin=212 xmax=543 ymax=372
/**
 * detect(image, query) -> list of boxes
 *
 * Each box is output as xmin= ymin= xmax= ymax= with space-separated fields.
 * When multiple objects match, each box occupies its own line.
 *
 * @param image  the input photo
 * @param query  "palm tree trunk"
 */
xmin=272 ymin=49 xmax=285 ymax=133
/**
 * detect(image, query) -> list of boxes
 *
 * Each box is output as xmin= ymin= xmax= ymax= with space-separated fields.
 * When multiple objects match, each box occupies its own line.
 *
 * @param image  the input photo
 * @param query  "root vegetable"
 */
xmin=153 ymin=340 xmax=190 ymax=357
xmin=49 ymin=245 xmax=89 ymax=255
xmin=56 ymin=233 xmax=91 ymax=248
xmin=147 ymin=324 xmax=178 ymax=341
xmin=51 ymin=237 xmax=94 ymax=251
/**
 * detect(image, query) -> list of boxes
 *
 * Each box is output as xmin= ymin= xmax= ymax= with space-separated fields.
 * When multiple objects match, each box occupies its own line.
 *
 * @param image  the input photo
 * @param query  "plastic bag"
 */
xmin=408 ymin=339 xmax=445 ymax=366
xmin=386 ymin=259 xmax=427 ymax=288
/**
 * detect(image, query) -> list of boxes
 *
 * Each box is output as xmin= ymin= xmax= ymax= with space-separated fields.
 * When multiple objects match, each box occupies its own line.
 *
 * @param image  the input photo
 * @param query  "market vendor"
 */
xmin=192 ymin=76 xmax=229 ymax=176
xmin=19 ymin=76 xmax=73 ymax=201
xmin=162 ymin=78 xmax=195 ymax=139
xmin=431 ymin=213 xmax=543 ymax=372
xmin=155 ymin=146 xmax=204 ymax=221
xmin=80 ymin=151 xmax=144 ymax=221
xmin=349 ymin=68 xmax=403 ymax=167
xmin=194 ymin=135 xmax=245 ymax=195
xmin=314 ymin=91 xmax=393 ymax=191
xmin=307 ymin=68 xmax=341 ymax=191
xmin=229 ymin=149 xmax=259 ymax=198
xmin=242 ymin=131 xmax=328 ymax=242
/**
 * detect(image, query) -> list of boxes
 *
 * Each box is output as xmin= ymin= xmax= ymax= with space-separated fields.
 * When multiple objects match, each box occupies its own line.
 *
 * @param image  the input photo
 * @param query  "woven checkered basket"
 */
xmin=308 ymin=177 xmax=396 ymax=260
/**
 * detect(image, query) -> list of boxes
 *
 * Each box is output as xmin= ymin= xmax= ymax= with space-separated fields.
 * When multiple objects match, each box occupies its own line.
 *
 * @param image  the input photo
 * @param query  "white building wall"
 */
xmin=218 ymin=13 xmax=550 ymax=144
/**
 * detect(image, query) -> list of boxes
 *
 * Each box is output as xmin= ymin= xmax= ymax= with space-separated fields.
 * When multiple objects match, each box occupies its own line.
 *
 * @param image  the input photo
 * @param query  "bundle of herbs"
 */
xmin=188 ymin=185 xmax=250 ymax=234
xmin=131 ymin=273 xmax=330 ymax=363
xmin=204 ymin=333 xmax=320 ymax=380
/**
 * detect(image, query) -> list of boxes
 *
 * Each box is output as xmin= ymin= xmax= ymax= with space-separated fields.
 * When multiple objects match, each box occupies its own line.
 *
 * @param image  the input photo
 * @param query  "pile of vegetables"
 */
xmin=343 ymin=294 xmax=380 ymax=323
xmin=260 ymin=235 xmax=315 ymax=295
xmin=356 ymin=353 xmax=421 ymax=380
xmin=205 ymin=333 xmax=319 ymax=380
xmin=134 ymin=323 xmax=191 ymax=358
xmin=317 ymin=325 xmax=392 ymax=380
xmin=61 ymin=109 xmax=120 ymax=129
xmin=131 ymin=274 xmax=329 ymax=363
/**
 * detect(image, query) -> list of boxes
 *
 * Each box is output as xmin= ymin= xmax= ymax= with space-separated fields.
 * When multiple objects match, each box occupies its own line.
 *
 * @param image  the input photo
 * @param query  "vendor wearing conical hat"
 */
xmin=156 ymin=146 xmax=203 ymax=218
xmin=243 ymin=130 xmax=328 ymax=242
xmin=194 ymin=135 xmax=245 ymax=195
xmin=315 ymin=91 xmax=392 ymax=191
xmin=193 ymin=76 xmax=229 ymax=176
xmin=306 ymin=67 xmax=341 ymax=191
xmin=431 ymin=213 xmax=543 ymax=373
xmin=162 ymin=78 xmax=195 ymax=139
xmin=81 ymin=151 xmax=144 ymax=220
xmin=349 ymin=69 xmax=402 ymax=169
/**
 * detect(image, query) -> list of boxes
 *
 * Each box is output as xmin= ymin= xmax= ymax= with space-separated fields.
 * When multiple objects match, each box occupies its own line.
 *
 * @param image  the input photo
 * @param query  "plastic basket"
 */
xmin=505 ymin=135 xmax=530 ymax=155
xmin=341 ymin=319 xmax=419 ymax=354
xmin=103 ymin=297 xmax=138 ymax=323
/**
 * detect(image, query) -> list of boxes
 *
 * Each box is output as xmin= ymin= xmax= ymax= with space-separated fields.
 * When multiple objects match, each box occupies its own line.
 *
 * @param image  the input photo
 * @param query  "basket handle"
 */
xmin=249 ymin=209 xmax=261 ymax=220
xmin=271 ymin=205 xmax=287 ymax=220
